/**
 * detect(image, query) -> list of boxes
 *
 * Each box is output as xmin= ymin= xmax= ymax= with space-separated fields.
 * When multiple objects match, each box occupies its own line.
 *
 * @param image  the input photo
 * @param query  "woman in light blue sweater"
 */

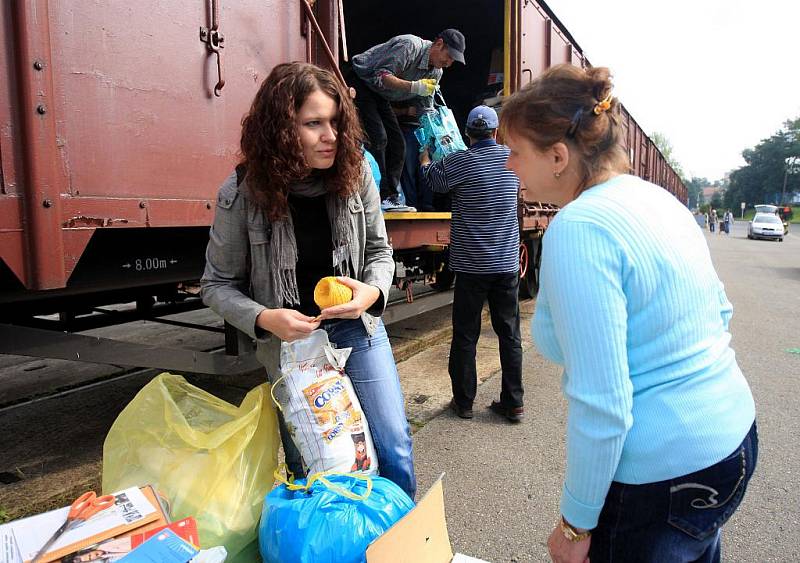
xmin=501 ymin=64 xmax=758 ymax=563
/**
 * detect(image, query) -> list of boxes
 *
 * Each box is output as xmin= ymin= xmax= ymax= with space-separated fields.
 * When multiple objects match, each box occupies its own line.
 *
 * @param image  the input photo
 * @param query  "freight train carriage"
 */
xmin=0 ymin=0 xmax=685 ymax=371
xmin=344 ymin=0 xmax=686 ymax=298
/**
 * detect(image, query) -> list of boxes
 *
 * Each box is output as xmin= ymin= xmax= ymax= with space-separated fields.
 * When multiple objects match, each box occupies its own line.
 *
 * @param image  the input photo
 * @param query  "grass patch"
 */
xmin=408 ymin=419 xmax=426 ymax=434
xmin=0 ymin=466 xmax=102 ymax=521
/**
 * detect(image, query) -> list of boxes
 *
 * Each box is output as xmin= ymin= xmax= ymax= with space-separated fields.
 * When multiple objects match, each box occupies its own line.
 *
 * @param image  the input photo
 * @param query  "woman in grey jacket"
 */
xmin=201 ymin=62 xmax=416 ymax=499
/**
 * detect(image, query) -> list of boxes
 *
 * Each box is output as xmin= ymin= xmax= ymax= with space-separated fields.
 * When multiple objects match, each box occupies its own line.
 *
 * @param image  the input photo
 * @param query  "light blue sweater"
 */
xmin=533 ymin=174 xmax=755 ymax=529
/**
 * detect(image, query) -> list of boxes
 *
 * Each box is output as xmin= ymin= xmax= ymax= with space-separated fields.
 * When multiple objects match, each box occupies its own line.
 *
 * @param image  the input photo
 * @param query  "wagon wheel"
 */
xmin=519 ymin=237 xmax=541 ymax=299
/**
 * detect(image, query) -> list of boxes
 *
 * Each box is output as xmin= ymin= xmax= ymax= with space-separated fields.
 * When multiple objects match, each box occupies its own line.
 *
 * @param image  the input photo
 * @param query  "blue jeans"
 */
xmin=400 ymin=127 xmax=434 ymax=211
xmin=277 ymin=318 xmax=417 ymax=500
xmin=590 ymin=421 xmax=758 ymax=562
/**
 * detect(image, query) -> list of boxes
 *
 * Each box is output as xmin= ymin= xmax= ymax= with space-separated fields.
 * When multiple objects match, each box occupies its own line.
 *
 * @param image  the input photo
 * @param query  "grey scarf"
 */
xmin=269 ymin=174 xmax=353 ymax=307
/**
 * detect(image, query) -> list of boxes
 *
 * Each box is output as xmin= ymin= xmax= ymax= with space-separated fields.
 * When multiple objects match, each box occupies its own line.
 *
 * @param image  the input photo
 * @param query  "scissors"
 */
xmin=31 ymin=491 xmax=116 ymax=563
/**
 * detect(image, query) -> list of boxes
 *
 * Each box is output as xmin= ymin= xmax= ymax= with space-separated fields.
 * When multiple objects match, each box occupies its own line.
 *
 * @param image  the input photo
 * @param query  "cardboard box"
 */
xmin=366 ymin=475 xmax=489 ymax=563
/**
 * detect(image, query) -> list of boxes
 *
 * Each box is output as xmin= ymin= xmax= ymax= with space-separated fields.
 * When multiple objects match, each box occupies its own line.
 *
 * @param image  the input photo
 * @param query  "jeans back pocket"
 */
xmin=667 ymin=425 xmax=756 ymax=540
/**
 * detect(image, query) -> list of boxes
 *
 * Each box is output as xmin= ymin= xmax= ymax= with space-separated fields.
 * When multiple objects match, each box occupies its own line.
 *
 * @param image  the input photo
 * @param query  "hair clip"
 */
xmin=593 ymin=94 xmax=613 ymax=115
xmin=565 ymin=107 xmax=583 ymax=138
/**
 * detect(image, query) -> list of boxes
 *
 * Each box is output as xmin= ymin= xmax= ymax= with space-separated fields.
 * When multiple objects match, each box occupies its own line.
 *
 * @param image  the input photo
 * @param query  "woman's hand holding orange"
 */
xmin=317 ymin=277 xmax=380 ymax=320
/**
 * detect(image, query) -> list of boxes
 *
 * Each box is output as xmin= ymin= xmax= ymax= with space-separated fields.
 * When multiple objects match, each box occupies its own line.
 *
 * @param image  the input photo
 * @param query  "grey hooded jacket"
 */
xmin=200 ymin=163 xmax=393 ymax=377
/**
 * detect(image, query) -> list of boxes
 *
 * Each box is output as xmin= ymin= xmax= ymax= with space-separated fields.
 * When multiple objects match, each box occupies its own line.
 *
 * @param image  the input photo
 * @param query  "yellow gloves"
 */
xmin=410 ymin=78 xmax=438 ymax=97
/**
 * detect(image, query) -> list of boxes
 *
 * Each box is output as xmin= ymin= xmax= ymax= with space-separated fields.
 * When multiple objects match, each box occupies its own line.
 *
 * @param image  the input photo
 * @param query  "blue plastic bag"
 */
xmin=414 ymin=91 xmax=467 ymax=162
xmin=259 ymin=472 xmax=414 ymax=563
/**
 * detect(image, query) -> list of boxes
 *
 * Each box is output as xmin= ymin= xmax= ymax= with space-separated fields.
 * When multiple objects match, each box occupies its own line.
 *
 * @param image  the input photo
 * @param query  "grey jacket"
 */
xmin=200 ymin=163 xmax=394 ymax=376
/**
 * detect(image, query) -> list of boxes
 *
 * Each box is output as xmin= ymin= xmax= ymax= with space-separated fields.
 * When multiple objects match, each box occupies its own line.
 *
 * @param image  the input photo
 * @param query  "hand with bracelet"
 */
xmin=547 ymin=516 xmax=591 ymax=563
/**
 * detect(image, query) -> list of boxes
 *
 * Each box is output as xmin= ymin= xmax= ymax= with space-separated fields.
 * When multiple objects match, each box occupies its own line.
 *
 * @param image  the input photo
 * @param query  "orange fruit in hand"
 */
xmin=313 ymin=276 xmax=353 ymax=310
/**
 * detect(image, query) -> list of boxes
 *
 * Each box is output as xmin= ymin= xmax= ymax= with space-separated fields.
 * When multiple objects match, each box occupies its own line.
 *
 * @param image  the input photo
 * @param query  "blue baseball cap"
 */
xmin=466 ymin=105 xmax=499 ymax=130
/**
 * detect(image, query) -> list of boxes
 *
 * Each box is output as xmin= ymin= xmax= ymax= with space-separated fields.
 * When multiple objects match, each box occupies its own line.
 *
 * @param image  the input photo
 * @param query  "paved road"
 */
xmin=411 ymin=221 xmax=800 ymax=562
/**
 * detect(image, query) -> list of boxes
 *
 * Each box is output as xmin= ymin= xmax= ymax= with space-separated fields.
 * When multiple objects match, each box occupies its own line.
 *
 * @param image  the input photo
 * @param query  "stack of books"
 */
xmin=0 ymin=486 xmax=202 ymax=563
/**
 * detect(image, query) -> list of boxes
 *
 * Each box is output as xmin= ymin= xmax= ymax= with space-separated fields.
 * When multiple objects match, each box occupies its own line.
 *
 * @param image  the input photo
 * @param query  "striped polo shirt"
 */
xmin=422 ymin=139 xmax=520 ymax=274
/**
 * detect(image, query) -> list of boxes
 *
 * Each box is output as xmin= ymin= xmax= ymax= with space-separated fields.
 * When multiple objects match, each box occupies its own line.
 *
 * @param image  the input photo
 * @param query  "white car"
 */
xmin=754 ymin=204 xmax=778 ymax=214
xmin=748 ymin=213 xmax=784 ymax=241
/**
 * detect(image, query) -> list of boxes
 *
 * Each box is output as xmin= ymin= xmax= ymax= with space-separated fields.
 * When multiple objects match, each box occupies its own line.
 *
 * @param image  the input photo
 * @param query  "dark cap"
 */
xmin=438 ymin=29 xmax=466 ymax=64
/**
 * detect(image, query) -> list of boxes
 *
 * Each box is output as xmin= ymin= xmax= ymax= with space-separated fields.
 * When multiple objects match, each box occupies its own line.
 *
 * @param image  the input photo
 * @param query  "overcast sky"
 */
xmin=543 ymin=0 xmax=800 ymax=181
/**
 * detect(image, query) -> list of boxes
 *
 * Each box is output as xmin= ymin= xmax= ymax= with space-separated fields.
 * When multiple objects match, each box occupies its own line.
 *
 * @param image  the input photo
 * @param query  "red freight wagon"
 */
xmin=0 ymin=0 xmax=684 ymax=372
xmin=1 ymin=1 xmax=317 ymax=316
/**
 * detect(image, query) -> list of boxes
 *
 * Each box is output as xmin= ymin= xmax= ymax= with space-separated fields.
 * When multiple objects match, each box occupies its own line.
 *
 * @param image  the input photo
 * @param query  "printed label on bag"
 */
xmin=303 ymin=377 xmax=356 ymax=435
xmin=281 ymin=329 xmax=379 ymax=475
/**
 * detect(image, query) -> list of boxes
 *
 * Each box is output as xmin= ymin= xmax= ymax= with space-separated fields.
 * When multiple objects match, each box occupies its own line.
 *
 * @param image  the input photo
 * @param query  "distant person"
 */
xmin=346 ymin=29 xmax=466 ymax=209
xmin=704 ymin=211 xmax=709 ymax=229
xmin=723 ymin=209 xmax=734 ymax=234
xmin=420 ymin=105 xmax=524 ymax=423
xmin=501 ymin=63 xmax=757 ymax=563
xmin=709 ymin=208 xmax=717 ymax=232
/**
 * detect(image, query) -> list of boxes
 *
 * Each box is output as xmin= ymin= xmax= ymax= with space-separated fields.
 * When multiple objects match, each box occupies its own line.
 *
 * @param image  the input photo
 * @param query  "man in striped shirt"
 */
xmin=420 ymin=105 xmax=524 ymax=422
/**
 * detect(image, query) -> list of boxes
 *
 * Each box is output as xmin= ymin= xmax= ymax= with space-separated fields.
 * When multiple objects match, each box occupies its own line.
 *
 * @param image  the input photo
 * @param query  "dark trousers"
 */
xmin=449 ymin=272 xmax=523 ymax=409
xmin=349 ymin=74 xmax=405 ymax=200
xmin=400 ymin=126 xmax=434 ymax=211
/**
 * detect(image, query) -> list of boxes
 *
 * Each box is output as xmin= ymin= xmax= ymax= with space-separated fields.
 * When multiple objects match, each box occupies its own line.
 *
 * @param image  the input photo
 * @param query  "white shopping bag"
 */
xmin=276 ymin=329 xmax=379 ymax=476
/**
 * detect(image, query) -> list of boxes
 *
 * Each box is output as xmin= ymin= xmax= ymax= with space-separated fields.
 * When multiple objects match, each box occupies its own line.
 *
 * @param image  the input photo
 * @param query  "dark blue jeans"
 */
xmin=276 ymin=318 xmax=417 ymax=500
xmin=400 ymin=126 xmax=434 ymax=211
xmin=590 ymin=421 xmax=758 ymax=563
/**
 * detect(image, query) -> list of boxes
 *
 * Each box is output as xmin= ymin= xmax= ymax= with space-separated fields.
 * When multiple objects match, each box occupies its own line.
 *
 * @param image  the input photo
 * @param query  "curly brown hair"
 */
xmin=239 ymin=62 xmax=364 ymax=221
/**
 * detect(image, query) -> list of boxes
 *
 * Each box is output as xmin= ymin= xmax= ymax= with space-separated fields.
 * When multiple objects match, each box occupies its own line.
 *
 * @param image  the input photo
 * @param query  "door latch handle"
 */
xmin=200 ymin=26 xmax=225 ymax=96
xmin=200 ymin=0 xmax=225 ymax=97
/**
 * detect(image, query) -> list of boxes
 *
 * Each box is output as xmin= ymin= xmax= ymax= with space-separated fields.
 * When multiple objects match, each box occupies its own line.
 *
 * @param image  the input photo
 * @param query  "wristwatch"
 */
xmin=560 ymin=516 xmax=592 ymax=542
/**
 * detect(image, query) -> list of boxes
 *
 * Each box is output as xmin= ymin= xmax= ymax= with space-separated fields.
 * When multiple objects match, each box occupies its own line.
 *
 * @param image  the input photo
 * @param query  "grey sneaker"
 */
xmin=381 ymin=196 xmax=416 ymax=212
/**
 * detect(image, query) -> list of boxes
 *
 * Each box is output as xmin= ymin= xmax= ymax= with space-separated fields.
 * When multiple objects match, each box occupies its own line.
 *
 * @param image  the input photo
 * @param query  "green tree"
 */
xmin=686 ymin=177 xmax=710 ymax=208
xmin=725 ymin=116 xmax=800 ymax=208
xmin=651 ymin=131 xmax=687 ymax=183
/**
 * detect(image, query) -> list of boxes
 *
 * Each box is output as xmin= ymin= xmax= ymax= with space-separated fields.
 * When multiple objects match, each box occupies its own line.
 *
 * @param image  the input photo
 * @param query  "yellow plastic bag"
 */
xmin=102 ymin=373 xmax=279 ymax=561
